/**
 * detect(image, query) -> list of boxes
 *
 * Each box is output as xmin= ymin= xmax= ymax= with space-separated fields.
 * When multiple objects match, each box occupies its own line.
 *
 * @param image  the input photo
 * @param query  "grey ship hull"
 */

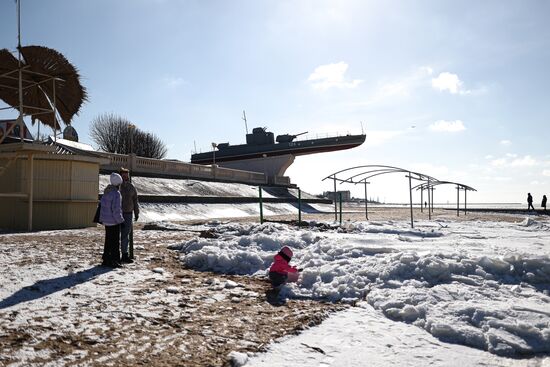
xmin=191 ymin=134 xmax=366 ymax=165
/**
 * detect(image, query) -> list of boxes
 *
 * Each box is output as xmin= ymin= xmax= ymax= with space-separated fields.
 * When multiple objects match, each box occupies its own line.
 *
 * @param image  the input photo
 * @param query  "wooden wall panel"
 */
xmin=0 ymin=155 xmax=101 ymax=231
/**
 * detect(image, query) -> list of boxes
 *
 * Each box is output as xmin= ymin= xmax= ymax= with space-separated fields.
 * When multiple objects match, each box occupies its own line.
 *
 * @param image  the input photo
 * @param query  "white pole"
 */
xmin=53 ymin=79 xmax=57 ymax=143
xmin=28 ymin=153 xmax=33 ymax=231
xmin=17 ymin=0 xmax=24 ymax=141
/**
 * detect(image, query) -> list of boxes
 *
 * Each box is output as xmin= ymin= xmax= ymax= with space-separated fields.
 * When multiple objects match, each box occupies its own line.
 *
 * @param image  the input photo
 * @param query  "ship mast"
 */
xmin=242 ymin=110 xmax=248 ymax=134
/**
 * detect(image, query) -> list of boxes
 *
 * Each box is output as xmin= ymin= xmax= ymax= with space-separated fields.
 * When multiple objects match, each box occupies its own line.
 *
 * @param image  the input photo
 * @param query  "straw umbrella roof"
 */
xmin=0 ymin=45 xmax=87 ymax=130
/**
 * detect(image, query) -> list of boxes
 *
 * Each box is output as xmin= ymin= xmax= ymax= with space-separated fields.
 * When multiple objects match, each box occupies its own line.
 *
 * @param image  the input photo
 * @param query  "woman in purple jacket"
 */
xmin=99 ymin=173 xmax=125 ymax=267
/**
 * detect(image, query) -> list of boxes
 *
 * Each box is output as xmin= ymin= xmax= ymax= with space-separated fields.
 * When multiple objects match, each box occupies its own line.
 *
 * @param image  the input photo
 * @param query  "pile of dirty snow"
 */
xmin=170 ymin=219 xmax=550 ymax=357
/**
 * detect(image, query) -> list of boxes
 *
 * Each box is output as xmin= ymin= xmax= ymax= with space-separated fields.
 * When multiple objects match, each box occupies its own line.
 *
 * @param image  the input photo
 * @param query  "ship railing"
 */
xmin=98 ymin=152 xmax=268 ymax=185
xmin=292 ymin=131 xmax=354 ymax=142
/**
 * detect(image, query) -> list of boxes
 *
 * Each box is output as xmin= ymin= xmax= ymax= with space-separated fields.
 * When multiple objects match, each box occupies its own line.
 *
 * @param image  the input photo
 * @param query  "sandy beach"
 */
xmin=1 ymin=208 xmax=548 ymax=366
xmin=214 ymin=206 xmax=537 ymax=225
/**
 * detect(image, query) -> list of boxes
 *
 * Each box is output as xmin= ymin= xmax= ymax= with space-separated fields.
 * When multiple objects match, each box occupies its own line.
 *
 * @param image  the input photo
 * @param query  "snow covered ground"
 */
xmin=0 ymin=225 xmax=341 ymax=366
xmin=2 ymin=190 xmax=549 ymax=366
xmin=98 ymin=175 xmax=320 ymax=200
xmin=246 ymin=302 xmax=543 ymax=367
xmin=169 ymin=217 xmax=550 ymax=365
xmin=99 ymin=175 xmax=274 ymax=197
xmin=139 ymin=202 xmax=313 ymax=222
xmin=99 ymin=174 xmax=328 ymax=222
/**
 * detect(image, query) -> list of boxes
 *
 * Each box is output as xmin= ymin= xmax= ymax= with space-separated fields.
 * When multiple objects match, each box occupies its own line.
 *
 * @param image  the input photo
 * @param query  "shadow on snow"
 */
xmin=0 ymin=265 xmax=112 ymax=309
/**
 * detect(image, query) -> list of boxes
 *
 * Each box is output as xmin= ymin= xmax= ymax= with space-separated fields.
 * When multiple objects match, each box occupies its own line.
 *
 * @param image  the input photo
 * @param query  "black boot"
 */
xmin=101 ymin=260 xmax=112 ymax=267
xmin=121 ymin=253 xmax=134 ymax=264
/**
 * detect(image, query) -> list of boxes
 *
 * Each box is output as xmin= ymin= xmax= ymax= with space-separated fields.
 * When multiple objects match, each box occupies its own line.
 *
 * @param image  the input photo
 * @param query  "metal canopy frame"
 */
xmin=323 ymin=165 xmax=438 ymax=228
xmin=413 ymin=180 xmax=477 ymax=217
xmin=323 ymin=165 xmax=476 ymax=228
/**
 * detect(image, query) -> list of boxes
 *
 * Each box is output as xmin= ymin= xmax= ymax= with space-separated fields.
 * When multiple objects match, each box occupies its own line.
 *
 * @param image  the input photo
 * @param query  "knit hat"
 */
xmin=278 ymin=246 xmax=293 ymax=261
xmin=110 ymin=172 xmax=123 ymax=186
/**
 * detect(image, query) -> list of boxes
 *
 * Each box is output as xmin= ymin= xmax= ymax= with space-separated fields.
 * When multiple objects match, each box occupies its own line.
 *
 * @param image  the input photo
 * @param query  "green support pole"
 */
xmin=420 ymin=187 xmax=423 ymax=213
xmin=408 ymin=174 xmax=414 ymax=228
xmin=364 ymin=181 xmax=369 ymax=220
xmin=456 ymin=186 xmax=460 ymax=217
xmin=431 ymin=187 xmax=435 ymax=214
xmin=427 ymin=179 xmax=433 ymax=220
xmin=298 ymin=188 xmax=302 ymax=225
xmin=129 ymin=174 xmax=134 ymax=260
xmin=464 ymin=189 xmax=467 ymax=215
xmin=339 ymin=192 xmax=343 ymax=226
xmin=333 ymin=177 xmax=337 ymax=221
xmin=259 ymin=186 xmax=264 ymax=224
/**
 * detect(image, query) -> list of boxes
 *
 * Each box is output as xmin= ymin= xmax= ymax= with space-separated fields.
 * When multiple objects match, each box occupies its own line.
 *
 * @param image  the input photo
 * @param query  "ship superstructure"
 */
xmin=191 ymin=127 xmax=366 ymax=183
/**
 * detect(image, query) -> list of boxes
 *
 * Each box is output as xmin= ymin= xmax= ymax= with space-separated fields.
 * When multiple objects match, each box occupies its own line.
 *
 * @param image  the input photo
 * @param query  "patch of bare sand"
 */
xmin=0 ymin=225 xmax=344 ymax=367
xmin=195 ymin=207 xmax=537 ymax=225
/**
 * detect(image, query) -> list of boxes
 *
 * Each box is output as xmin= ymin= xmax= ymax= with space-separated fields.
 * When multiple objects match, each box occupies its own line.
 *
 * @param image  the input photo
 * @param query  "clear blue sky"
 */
xmin=1 ymin=0 xmax=549 ymax=203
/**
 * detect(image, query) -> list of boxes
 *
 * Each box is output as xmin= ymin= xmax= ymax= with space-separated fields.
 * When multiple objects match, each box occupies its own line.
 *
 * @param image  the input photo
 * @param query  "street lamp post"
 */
xmin=128 ymin=124 xmax=135 ymax=173
xmin=211 ymin=142 xmax=217 ymax=165
xmin=262 ymin=153 xmax=267 ymax=183
xmin=126 ymin=123 xmax=136 ymax=260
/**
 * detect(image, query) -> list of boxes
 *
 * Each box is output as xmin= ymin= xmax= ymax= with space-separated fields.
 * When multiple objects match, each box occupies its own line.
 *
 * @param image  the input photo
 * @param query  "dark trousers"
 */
xmin=269 ymin=272 xmax=288 ymax=288
xmin=120 ymin=212 xmax=133 ymax=255
xmin=103 ymin=224 xmax=121 ymax=264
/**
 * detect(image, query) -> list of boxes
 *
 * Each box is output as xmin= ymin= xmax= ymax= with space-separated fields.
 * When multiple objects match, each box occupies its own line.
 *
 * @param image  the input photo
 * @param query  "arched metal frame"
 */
xmin=323 ymin=165 xmax=476 ymax=228
xmin=323 ymin=165 xmax=439 ymax=228
xmin=413 ymin=180 xmax=477 ymax=217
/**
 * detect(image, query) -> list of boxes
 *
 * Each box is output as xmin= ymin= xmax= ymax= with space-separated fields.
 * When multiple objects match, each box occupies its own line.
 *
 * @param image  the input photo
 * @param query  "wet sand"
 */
xmin=188 ymin=206 xmax=542 ymax=226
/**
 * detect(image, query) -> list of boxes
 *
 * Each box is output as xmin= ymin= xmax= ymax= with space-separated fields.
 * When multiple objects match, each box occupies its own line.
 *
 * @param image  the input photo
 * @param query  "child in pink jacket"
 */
xmin=268 ymin=246 xmax=299 ymax=288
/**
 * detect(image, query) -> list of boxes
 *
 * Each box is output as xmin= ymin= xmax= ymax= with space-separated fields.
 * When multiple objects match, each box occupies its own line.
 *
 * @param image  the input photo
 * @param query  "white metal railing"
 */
xmin=293 ymin=131 xmax=356 ymax=142
xmin=99 ymin=152 xmax=268 ymax=185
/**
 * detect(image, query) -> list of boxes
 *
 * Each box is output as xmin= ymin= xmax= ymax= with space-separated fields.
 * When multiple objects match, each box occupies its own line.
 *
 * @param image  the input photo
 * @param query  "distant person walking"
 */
xmin=120 ymin=167 xmax=139 ymax=263
xmin=100 ymin=173 xmax=125 ymax=268
xmin=527 ymin=193 xmax=535 ymax=211
xmin=542 ymin=195 xmax=547 ymax=212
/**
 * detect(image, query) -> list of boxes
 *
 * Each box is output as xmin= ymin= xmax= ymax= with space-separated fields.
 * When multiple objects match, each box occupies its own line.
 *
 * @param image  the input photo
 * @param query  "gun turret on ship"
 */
xmin=275 ymin=131 xmax=308 ymax=143
xmin=191 ymin=127 xmax=366 ymax=183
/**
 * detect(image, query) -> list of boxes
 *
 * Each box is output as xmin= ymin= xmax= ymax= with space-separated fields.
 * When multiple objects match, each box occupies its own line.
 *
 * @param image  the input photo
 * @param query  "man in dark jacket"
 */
xmin=120 ymin=167 xmax=139 ymax=263
xmin=527 ymin=193 xmax=535 ymax=211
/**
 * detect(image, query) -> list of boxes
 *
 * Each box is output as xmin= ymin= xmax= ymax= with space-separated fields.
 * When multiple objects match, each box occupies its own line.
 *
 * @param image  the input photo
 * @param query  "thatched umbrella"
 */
xmin=0 ymin=45 xmax=87 ymax=130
